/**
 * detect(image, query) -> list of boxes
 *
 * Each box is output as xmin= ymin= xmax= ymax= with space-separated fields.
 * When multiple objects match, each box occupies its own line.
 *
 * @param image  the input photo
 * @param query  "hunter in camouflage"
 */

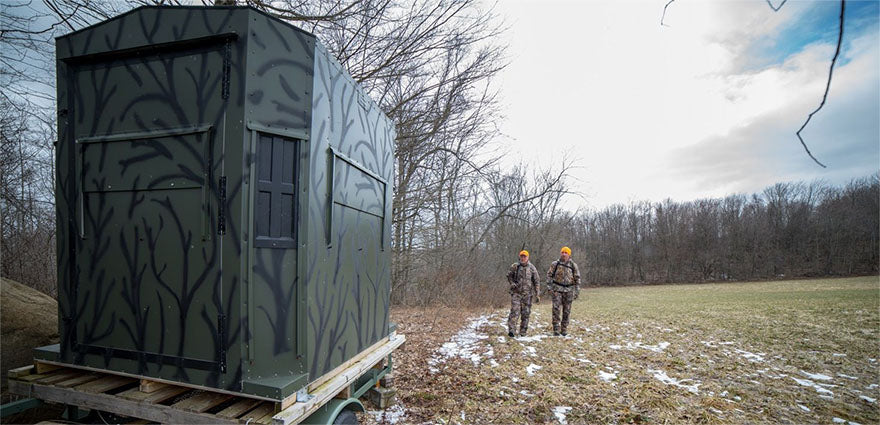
xmin=507 ymin=250 xmax=540 ymax=337
xmin=546 ymin=246 xmax=580 ymax=336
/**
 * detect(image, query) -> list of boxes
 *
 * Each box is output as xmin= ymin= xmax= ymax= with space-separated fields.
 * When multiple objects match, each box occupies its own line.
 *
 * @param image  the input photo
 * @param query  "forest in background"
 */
xmin=2 ymin=0 xmax=877 ymax=306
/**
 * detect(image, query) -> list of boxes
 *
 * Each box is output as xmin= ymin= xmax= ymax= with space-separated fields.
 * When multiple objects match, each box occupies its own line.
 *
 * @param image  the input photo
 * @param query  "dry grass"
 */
xmin=370 ymin=276 xmax=880 ymax=424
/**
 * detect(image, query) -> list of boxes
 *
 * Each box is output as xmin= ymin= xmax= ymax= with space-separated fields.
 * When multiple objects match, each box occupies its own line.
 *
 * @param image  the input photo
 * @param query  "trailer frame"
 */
xmin=4 ymin=332 xmax=404 ymax=424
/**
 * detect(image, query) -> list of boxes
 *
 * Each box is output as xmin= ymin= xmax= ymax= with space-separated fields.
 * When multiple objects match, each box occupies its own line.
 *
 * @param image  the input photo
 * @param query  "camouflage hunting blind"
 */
xmin=44 ymin=5 xmax=396 ymax=401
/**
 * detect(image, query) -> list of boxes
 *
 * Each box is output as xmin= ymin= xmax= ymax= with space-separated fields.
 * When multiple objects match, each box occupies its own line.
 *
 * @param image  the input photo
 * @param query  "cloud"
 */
xmin=494 ymin=0 xmax=878 ymax=209
xmin=667 ymin=29 xmax=880 ymax=196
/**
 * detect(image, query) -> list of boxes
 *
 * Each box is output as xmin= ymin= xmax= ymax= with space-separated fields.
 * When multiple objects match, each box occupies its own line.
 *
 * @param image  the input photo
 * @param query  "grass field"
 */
xmin=378 ymin=276 xmax=880 ymax=424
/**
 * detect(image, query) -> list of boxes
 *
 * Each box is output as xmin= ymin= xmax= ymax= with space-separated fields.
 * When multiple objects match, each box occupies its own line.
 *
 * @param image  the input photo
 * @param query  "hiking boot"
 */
xmin=561 ymin=332 xmax=567 ymax=337
xmin=553 ymin=332 xmax=560 ymax=336
xmin=508 ymin=331 xmax=515 ymax=338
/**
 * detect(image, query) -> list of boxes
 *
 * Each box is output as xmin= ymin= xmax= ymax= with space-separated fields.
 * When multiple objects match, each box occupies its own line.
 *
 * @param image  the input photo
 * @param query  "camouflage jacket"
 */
xmin=546 ymin=259 xmax=581 ymax=293
xmin=507 ymin=261 xmax=540 ymax=295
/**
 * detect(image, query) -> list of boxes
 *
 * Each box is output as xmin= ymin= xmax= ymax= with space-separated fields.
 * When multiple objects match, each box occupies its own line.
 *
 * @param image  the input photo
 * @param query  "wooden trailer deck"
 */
xmin=7 ymin=332 xmax=405 ymax=424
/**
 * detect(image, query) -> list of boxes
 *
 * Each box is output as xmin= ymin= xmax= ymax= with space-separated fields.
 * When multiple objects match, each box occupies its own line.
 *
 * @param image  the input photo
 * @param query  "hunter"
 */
xmin=546 ymin=246 xmax=581 ymax=336
xmin=506 ymin=250 xmax=540 ymax=337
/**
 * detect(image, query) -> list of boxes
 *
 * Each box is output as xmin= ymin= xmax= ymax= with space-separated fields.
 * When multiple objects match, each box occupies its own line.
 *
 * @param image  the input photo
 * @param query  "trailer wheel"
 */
xmin=332 ymin=408 xmax=359 ymax=425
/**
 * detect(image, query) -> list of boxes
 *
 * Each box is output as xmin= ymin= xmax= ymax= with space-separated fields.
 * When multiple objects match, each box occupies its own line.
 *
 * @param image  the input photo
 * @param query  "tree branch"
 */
xmin=795 ymin=0 xmax=844 ymax=168
xmin=660 ymin=0 xmax=675 ymax=27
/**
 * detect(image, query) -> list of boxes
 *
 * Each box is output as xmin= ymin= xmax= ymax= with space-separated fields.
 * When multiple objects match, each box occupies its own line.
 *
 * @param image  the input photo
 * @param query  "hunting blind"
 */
xmin=42 ymin=5 xmax=396 ymax=402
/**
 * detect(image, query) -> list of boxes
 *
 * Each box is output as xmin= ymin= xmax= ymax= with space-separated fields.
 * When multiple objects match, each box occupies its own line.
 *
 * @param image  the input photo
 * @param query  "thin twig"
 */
xmin=660 ymin=0 xmax=675 ymax=26
xmin=795 ymin=0 xmax=845 ymax=168
xmin=765 ymin=0 xmax=788 ymax=12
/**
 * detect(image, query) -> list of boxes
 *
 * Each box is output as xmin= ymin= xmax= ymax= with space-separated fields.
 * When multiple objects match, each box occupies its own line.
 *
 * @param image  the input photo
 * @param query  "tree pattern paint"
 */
xmin=51 ymin=6 xmax=394 ymax=399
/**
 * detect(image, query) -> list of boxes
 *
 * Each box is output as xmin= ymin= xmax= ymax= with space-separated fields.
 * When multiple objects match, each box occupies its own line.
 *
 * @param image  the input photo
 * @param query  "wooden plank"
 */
xmin=34 ymin=362 xmax=62 ymax=374
xmin=307 ymin=334 xmax=393 ymax=393
xmin=8 ymin=365 xmax=34 ymax=379
xmin=257 ymin=411 xmax=277 ymax=425
xmin=119 ymin=385 xmax=191 ymax=404
xmin=32 ymin=359 xmax=276 ymax=403
xmin=75 ymin=375 xmax=136 ymax=394
xmin=172 ymin=391 xmax=233 ymax=413
xmin=241 ymin=403 xmax=275 ymax=424
xmin=18 ymin=372 xmax=60 ymax=382
xmin=216 ymin=398 xmax=262 ymax=419
xmin=337 ymin=384 xmax=351 ymax=399
xmin=7 ymin=380 xmax=237 ymax=424
xmin=139 ymin=379 xmax=166 ymax=393
xmin=274 ymin=333 xmax=406 ymax=425
xmin=35 ymin=370 xmax=85 ymax=385
xmin=55 ymin=373 xmax=102 ymax=388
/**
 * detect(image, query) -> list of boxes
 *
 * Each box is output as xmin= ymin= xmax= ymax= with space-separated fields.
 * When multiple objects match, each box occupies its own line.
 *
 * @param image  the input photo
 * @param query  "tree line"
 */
xmin=569 ymin=176 xmax=879 ymax=285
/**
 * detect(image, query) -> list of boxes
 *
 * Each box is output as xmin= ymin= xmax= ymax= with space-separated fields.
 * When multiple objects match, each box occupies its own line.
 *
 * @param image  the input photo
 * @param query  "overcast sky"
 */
xmin=492 ymin=0 xmax=879 ymax=210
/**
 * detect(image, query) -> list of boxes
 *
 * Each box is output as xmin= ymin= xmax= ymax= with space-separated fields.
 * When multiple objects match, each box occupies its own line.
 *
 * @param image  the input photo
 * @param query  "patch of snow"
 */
xmin=796 ymin=404 xmax=810 ymax=412
xmin=428 ymin=315 xmax=492 ymax=371
xmin=526 ymin=363 xmax=542 ymax=376
xmin=800 ymin=370 xmax=833 ymax=381
xmin=573 ymin=357 xmax=594 ymax=365
xmin=867 ymin=384 xmax=878 ymax=390
xmin=497 ymin=336 xmax=506 ymax=343
xmin=522 ymin=346 xmax=537 ymax=357
xmin=734 ymin=349 xmax=766 ymax=362
xmin=832 ymin=418 xmax=846 ymax=424
xmin=709 ymin=407 xmax=723 ymax=415
xmin=520 ymin=390 xmax=534 ymax=397
xmin=489 ymin=359 xmax=499 ymax=367
xmin=368 ymin=403 xmax=407 ymax=424
xmin=700 ymin=340 xmax=735 ymax=348
xmin=733 ymin=395 xmax=742 ymax=401
xmin=756 ymin=368 xmax=786 ymax=379
xmin=859 ymin=395 xmax=876 ymax=403
xmin=832 ymin=353 xmax=847 ymax=357
xmin=837 ymin=373 xmax=858 ymax=380
xmin=516 ymin=334 xmax=549 ymax=343
xmin=598 ymin=370 xmax=617 ymax=382
xmin=647 ymin=369 xmax=700 ymax=394
xmin=791 ymin=377 xmax=834 ymax=396
xmin=552 ymin=406 xmax=572 ymax=425
xmin=719 ymin=391 xmax=729 ymax=397
xmin=607 ymin=341 xmax=670 ymax=353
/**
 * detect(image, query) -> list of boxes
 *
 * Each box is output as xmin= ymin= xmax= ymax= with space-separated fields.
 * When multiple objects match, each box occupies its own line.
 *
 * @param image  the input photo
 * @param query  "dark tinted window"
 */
xmin=254 ymin=133 xmax=297 ymax=248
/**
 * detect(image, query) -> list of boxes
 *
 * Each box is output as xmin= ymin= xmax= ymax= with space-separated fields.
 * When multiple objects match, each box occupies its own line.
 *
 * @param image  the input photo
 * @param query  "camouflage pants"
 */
xmin=508 ymin=292 xmax=533 ymax=335
xmin=551 ymin=290 xmax=575 ymax=334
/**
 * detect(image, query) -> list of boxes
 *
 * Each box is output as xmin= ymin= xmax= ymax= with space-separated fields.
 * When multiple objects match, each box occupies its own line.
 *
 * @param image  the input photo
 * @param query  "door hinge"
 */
xmin=217 ymin=313 xmax=227 ymax=373
xmin=218 ymin=176 xmax=227 ymax=235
